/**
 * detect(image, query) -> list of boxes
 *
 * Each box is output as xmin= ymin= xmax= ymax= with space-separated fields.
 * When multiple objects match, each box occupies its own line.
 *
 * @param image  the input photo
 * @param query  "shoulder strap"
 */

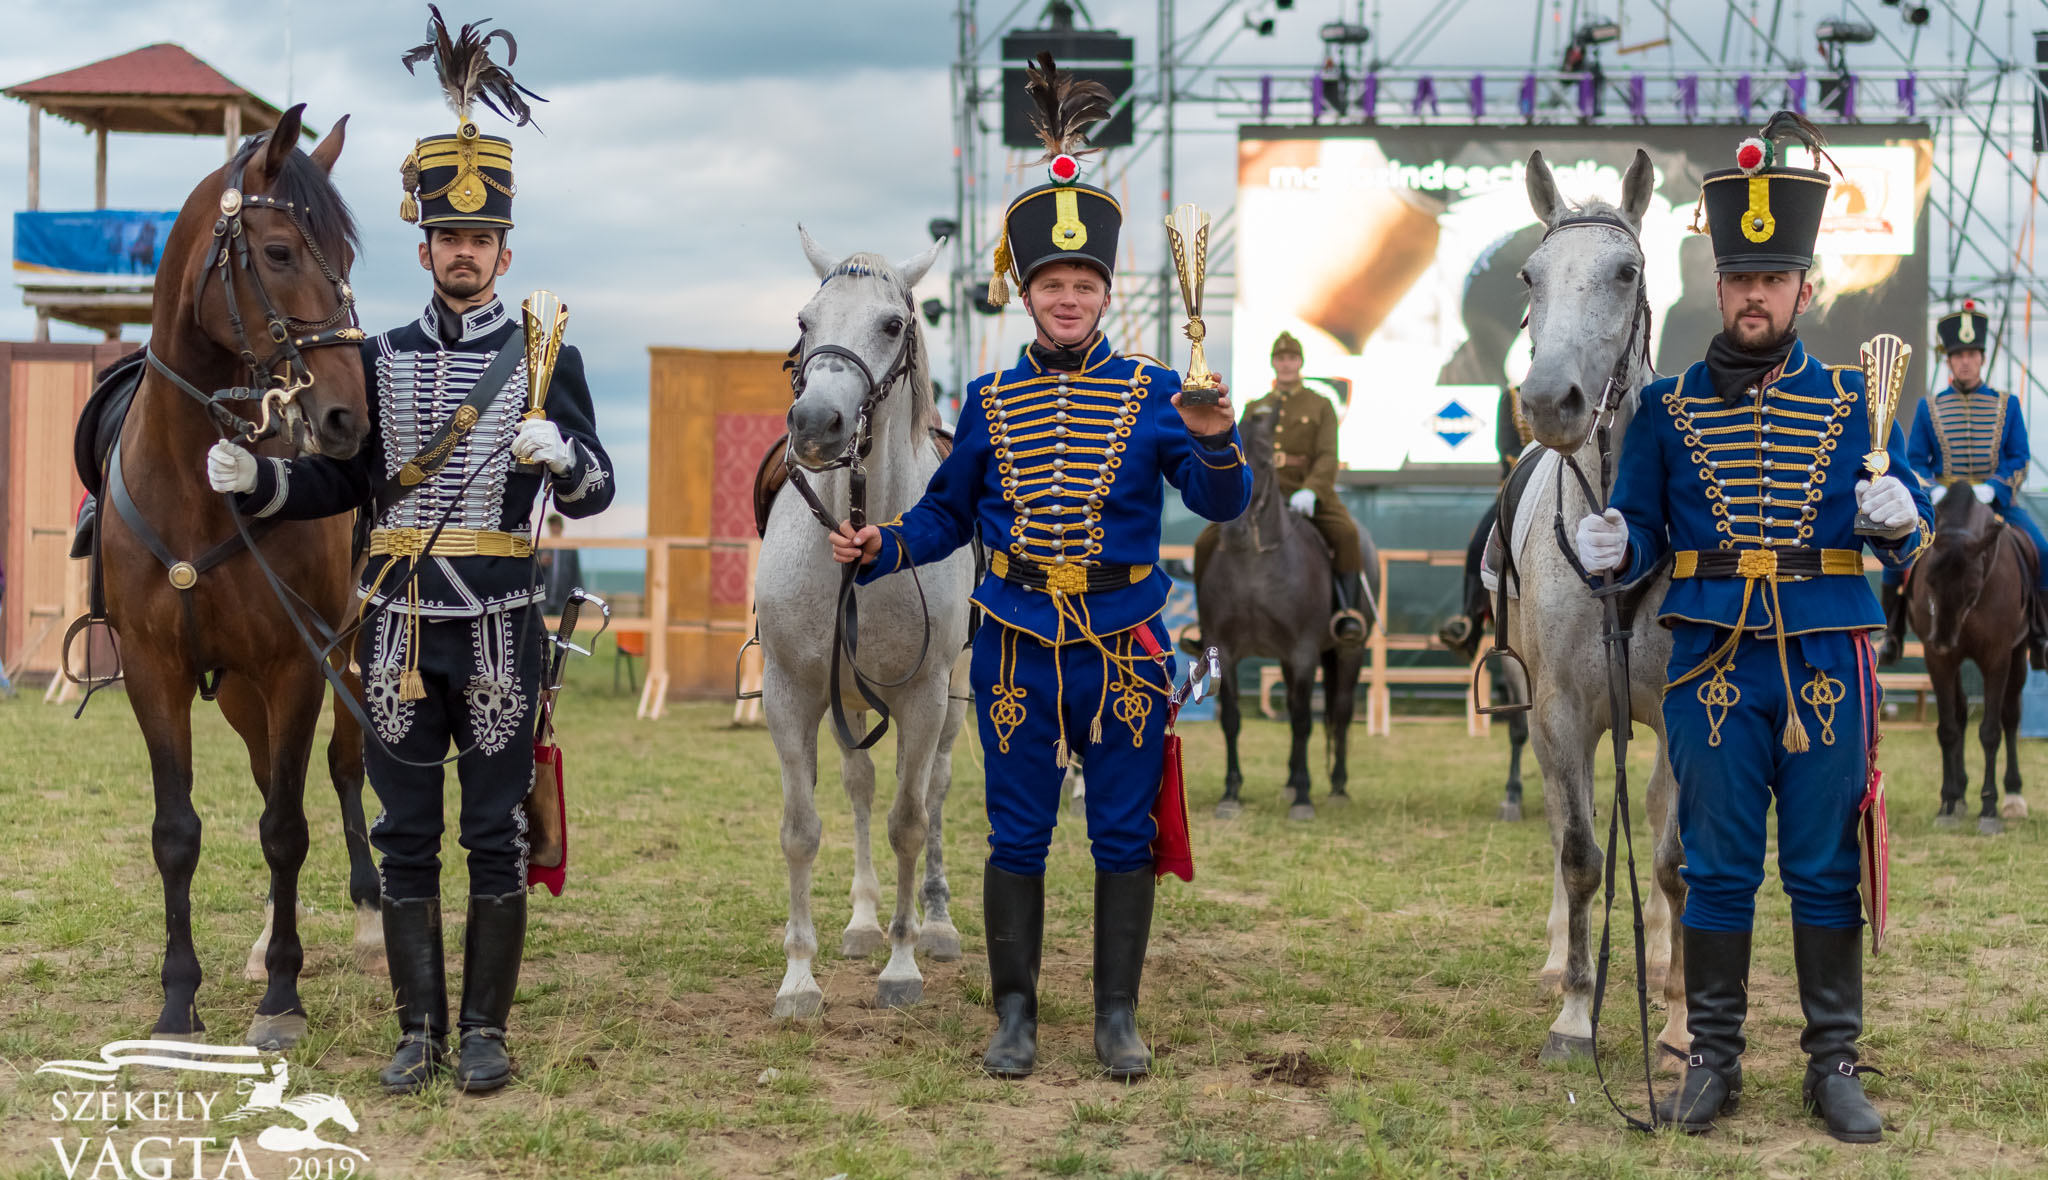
xmin=373 ymin=341 xmax=523 ymax=517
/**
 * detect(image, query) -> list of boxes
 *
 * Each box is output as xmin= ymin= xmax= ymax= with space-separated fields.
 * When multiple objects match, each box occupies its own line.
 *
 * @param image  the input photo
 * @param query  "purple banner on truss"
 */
xmin=1789 ymin=72 xmax=1808 ymax=114
xmin=1361 ymin=73 xmax=1378 ymax=120
xmin=1413 ymin=75 xmax=1438 ymax=116
xmin=1259 ymin=74 xmax=1272 ymax=121
xmin=1468 ymin=74 xmax=1484 ymax=118
xmin=1897 ymin=73 xmax=1916 ymax=117
xmin=1628 ymin=75 xmax=1647 ymax=122
xmin=1736 ymin=75 xmax=1753 ymax=122
xmin=1678 ymin=75 xmax=1699 ymax=121
xmin=1310 ymin=71 xmax=1324 ymax=120
xmin=1518 ymin=73 xmax=1537 ymax=120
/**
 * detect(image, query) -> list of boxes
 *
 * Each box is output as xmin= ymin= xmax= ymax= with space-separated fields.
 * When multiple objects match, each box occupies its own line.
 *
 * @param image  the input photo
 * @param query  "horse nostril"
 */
xmin=321 ymin=405 xmax=357 ymax=442
xmin=1559 ymin=385 xmax=1586 ymax=418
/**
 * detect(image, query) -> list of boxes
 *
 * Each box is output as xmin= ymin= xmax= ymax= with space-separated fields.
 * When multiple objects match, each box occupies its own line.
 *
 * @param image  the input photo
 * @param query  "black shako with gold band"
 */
xmin=397 ymin=5 xmax=545 ymax=229
xmin=1936 ymin=299 xmax=1991 ymax=353
xmin=1700 ymin=112 xmax=1833 ymax=272
xmin=989 ymin=52 xmax=1120 ymax=305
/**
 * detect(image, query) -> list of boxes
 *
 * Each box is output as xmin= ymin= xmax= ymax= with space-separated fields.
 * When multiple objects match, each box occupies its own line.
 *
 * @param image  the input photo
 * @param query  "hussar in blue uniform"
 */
xmin=1878 ymin=299 xmax=2048 ymax=665
xmin=207 ymin=12 xmax=613 ymax=1095
xmin=832 ymin=56 xmax=1249 ymax=1079
xmin=1575 ymin=115 xmax=1933 ymax=1142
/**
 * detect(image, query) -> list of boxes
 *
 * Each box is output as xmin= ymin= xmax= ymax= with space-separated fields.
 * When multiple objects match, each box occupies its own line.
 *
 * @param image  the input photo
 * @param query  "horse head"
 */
xmin=159 ymin=104 xmax=366 ymax=459
xmin=1516 ymin=148 xmax=1655 ymax=454
xmin=785 ymin=226 xmax=942 ymax=472
xmin=1923 ymin=481 xmax=2002 ymax=648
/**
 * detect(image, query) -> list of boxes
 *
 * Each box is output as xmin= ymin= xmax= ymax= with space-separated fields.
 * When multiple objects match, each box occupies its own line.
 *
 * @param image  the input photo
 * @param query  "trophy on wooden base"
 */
xmin=1163 ymin=203 xmax=1221 ymax=406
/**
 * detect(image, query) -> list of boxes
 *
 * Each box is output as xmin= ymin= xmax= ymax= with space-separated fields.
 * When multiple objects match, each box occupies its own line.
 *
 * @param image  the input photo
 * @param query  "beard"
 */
xmin=1724 ymin=307 xmax=1794 ymax=353
xmin=435 ymin=262 xmax=491 ymax=300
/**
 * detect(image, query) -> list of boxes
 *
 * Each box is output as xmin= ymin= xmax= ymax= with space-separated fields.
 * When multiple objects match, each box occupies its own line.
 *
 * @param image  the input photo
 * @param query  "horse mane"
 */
xmin=830 ymin=251 xmax=939 ymax=446
xmin=229 ymin=134 xmax=360 ymax=258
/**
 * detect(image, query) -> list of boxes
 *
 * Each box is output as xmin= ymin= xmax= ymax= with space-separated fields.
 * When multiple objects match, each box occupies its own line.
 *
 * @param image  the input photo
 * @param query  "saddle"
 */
xmin=68 ymin=350 xmax=148 ymax=557
xmin=1486 ymin=444 xmax=1667 ymax=630
xmin=751 ymin=426 xmax=954 ymax=538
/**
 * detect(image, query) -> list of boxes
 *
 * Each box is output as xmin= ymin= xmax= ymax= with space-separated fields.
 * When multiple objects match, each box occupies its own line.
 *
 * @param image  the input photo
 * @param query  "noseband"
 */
xmin=148 ymin=153 xmax=363 ymax=446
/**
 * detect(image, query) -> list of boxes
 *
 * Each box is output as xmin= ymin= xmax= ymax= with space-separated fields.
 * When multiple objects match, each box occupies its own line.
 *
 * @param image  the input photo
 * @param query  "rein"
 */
xmin=781 ymin=279 xmax=934 ymax=752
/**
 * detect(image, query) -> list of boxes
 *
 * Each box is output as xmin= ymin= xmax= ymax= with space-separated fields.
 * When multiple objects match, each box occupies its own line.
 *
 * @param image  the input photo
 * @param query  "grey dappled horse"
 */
xmin=1196 ymin=403 xmax=1376 ymax=821
xmin=1510 ymin=150 xmax=1688 ymax=1063
xmin=755 ymin=229 xmax=973 ymax=1019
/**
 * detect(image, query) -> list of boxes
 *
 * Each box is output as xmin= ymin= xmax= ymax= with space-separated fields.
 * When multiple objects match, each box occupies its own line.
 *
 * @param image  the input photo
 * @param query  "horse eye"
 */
xmin=1516 ymin=269 xmax=1531 ymax=286
xmin=1618 ymin=264 xmax=1640 ymax=283
xmin=796 ymin=318 xmax=809 ymax=334
xmin=883 ymin=319 xmax=904 ymax=337
xmin=265 ymin=244 xmax=291 ymax=264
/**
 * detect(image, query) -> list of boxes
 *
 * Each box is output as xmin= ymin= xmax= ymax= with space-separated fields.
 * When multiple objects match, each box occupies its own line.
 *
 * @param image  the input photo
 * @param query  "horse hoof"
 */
xmin=1979 ymin=816 xmax=2005 ymax=836
xmin=2003 ymin=794 xmax=2029 ymax=820
xmin=1499 ymin=801 xmax=1523 ymax=822
xmin=876 ymin=976 xmax=924 ymax=1009
xmin=772 ymin=990 xmax=823 ymax=1021
xmin=244 ymin=1013 xmax=308 ymax=1052
xmin=1538 ymin=1032 xmax=1595 ymax=1066
xmin=1934 ymin=812 xmax=1961 ymax=830
xmin=1326 ymin=791 xmax=1352 ymax=806
xmin=917 ymin=922 xmax=963 ymax=962
xmin=1214 ymin=800 xmax=1243 ymax=820
xmin=1288 ymin=803 xmax=1316 ymax=822
xmin=841 ymin=925 xmax=888 ymax=959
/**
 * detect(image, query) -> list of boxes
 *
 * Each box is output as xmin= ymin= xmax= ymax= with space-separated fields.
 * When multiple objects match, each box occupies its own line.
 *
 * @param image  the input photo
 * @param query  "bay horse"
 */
xmin=1910 ymin=481 xmax=2031 ymax=834
xmin=99 ymin=107 xmax=371 ymax=1049
xmin=1196 ymin=403 xmax=1375 ymax=822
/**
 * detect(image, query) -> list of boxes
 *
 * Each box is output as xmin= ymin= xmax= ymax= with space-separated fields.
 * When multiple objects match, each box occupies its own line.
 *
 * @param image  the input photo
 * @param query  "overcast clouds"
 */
xmin=1 ymin=1 xmax=2030 ymax=532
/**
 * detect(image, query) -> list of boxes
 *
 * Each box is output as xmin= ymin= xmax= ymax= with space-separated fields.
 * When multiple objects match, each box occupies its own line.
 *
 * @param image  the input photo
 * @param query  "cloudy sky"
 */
xmin=1 ymin=1 xmax=2030 ymax=536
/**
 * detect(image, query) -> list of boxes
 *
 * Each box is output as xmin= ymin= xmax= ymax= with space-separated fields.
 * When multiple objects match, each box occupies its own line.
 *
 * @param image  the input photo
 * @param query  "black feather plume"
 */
xmin=1759 ymin=109 xmax=1841 ymax=173
xmin=401 ymin=4 xmax=546 ymax=129
xmin=1024 ymin=52 xmax=1114 ymax=161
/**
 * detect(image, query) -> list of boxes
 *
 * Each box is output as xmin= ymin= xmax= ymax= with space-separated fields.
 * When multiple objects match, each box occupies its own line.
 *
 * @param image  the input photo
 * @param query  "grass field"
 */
xmin=4 ymin=646 xmax=2048 ymax=1179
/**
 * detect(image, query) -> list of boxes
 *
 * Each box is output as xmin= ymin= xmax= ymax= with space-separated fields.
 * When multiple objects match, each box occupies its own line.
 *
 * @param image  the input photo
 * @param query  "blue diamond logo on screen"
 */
xmin=1432 ymin=399 xmax=1475 ymax=449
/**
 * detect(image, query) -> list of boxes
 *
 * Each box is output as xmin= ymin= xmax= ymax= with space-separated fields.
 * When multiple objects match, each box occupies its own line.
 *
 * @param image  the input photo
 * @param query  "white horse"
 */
xmin=756 ymin=229 xmax=974 ymax=1019
xmin=1504 ymin=150 xmax=1688 ymax=1064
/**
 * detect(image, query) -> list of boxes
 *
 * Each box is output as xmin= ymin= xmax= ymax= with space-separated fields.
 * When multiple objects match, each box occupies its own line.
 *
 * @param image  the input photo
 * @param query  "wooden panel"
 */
xmin=646 ymin=347 xmax=789 ymax=698
xmin=6 ymin=357 xmax=91 ymax=675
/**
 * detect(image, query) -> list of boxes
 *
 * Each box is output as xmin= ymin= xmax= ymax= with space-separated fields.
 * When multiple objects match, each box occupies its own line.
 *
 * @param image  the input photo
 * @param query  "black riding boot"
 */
xmin=1795 ymin=924 xmax=1883 ymax=1143
xmin=1877 ymin=584 xmax=1908 ymax=667
xmin=1655 ymin=925 xmax=1750 ymax=1134
xmin=2029 ymin=586 xmax=2048 ymax=671
xmin=981 ymin=866 xmax=1044 ymax=1078
xmin=1331 ymin=570 xmax=1368 ymax=645
xmin=377 ymin=896 xmax=447 ymax=1094
xmin=455 ymin=891 xmax=527 ymax=1093
xmin=1093 ymin=868 xmax=1155 ymax=1078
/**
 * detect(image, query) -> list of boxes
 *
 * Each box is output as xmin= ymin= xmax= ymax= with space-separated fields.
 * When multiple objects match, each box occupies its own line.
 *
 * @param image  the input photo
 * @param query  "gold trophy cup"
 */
xmin=1855 ymin=332 xmax=1911 ymax=536
xmin=1163 ymin=203 xmax=1221 ymax=405
xmin=520 ymin=290 xmax=570 ymax=463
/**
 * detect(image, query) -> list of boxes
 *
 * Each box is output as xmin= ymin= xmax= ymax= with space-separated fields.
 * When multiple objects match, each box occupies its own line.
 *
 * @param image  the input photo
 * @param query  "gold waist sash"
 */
xmin=368 ymin=527 xmax=534 ymax=559
xmin=988 ymin=552 xmax=1152 ymax=595
xmin=1671 ymin=548 xmax=1864 ymax=579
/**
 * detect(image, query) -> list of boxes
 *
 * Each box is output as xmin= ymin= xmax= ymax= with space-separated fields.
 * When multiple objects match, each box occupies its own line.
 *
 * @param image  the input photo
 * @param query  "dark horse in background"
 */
xmin=88 ymin=108 xmax=376 ymax=1049
xmin=1910 ymin=480 xmax=2033 ymax=835
xmin=1438 ymin=500 xmax=1532 ymax=821
xmin=1194 ymin=403 xmax=1378 ymax=821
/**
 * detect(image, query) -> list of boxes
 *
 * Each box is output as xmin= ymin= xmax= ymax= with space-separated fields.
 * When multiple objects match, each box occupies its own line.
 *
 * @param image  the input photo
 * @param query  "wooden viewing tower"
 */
xmin=4 ymin=43 xmax=300 ymax=340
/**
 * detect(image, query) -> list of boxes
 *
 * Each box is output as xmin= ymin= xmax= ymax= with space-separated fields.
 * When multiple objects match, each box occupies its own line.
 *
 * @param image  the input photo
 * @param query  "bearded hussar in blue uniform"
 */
xmin=206 ymin=11 xmax=613 ymax=1095
xmin=1575 ymin=114 xmax=1933 ymax=1142
xmin=1878 ymin=299 xmax=2048 ymax=666
xmin=833 ymin=56 xmax=1249 ymax=1080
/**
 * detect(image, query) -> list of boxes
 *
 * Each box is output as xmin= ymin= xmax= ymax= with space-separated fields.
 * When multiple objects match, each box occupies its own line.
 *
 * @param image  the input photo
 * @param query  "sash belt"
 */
xmin=1671 ymin=547 xmax=1864 ymax=579
xmin=369 ymin=527 xmax=534 ymax=559
xmin=989 ymin=551 xmax=1150 ymax=595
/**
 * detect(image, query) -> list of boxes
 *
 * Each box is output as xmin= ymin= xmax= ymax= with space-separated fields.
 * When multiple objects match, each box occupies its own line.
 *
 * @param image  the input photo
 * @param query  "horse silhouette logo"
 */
xmin=221 ymin=1059 xmax=367 ymax=1159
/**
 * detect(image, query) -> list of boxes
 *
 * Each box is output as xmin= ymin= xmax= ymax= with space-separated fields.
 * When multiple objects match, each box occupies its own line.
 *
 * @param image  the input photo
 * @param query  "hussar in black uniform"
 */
xmin=207 ymin=9 xmax=613 ymax=1093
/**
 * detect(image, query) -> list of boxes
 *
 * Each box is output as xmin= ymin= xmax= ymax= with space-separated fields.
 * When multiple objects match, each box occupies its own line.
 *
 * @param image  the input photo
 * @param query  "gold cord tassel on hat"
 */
xmin=988 ymin=233 xmax=1013 ymax=308
xmin=399 ymin=150 xmax=421 ymax=224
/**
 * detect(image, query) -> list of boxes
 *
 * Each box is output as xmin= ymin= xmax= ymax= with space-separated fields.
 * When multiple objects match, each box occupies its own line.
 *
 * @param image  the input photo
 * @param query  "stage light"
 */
xmin=1275 ymin=0 xmax=1294 ymax=9
xmin=927 ymin=217 xmax=958 ymax=242
xmin=1816 ymin=19 xmax=1877 ymax=45
xmin=1319 ymin=21 xmax=1370 ymax=46
xmin=1573 ymin=20 xmax=1621 ymax=46
xmin=920 ymin=297 xmax=946 ymax=327
xmin=1882 ymin=0 xmax=1932 ymax=24
xmin=1247 ymin=15 xmax=1275 ymax=36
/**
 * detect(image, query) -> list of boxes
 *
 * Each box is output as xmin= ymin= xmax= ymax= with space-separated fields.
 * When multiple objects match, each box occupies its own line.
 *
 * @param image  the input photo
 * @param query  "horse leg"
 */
xmin=917 ymin=682 xmax=968 ymax=962
xmin=245 ymin=670 xmax=321 ymax=1049
xmin=128 ymin=659 xmax=205 ymax=1038
xmin=876 ymin=692 xmax=942 ymax=1009
xmin=767 ymin=668 xmax=826 ymax=1020
xmin=1283 ymin=657 xmax=1316 ymax=820
xmin=1215 ymin=652 xmax=1245 ymax=818
xmin=1501 ymin=666 xmax=1529 ymax=822
xmin=839 ymin=738 xmax=888 ymax=959
xmin=1978 ymin=650 xmax=2009 ymax=835
xmin=1537 ymin=717 xmax=1601 ymax=1065
xmin=328 ymin=667 xmax=384 ymax=973
xmin=1931 ymin=652 xmax=1968 ymax=826
xmin=2003 ymin=651 xmax=2029 ymax=821
xmin=217 ymin=684 xmax=291 ymax=985
xmin=1645 ymin=739 xmax=1690 ymax=1061
xmin=1324 ymin=648 xmax=1359 ymax=801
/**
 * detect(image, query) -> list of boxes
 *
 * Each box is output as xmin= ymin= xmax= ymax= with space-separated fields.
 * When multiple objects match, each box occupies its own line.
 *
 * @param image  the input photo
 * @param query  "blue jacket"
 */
xmin=1611 ymin=339 xmax=1934 ymax=636
xmin=859 ymin=335 xmax=1251 ymax=642
xmin=1906 ymin=383 xmax=2027 ymax=509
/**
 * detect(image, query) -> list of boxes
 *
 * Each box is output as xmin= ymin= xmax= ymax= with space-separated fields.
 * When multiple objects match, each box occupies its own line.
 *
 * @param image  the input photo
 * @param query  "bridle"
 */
xmin=781 ymin=272 xmax=931 ymax=751
xmin=146 ymin=153 xmax=363 ymax=448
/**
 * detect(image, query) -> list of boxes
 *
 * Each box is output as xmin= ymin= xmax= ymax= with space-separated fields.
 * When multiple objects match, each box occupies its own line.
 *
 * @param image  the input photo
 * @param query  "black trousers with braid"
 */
xmin=360 ymin=606 xmax=544 ymax=901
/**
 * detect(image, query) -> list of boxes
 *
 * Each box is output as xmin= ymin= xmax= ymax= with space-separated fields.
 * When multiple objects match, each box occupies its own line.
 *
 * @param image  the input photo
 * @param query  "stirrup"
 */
xmin=1328 ymin=609 xmax=1369 ymax=644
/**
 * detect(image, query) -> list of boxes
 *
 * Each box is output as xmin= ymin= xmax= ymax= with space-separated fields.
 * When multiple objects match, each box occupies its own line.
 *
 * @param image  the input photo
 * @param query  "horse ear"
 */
xmin=798 ymin=224 xmax=837 ymax=281
xmin=263 ymin=103 xmax=307 ymax=179
xmin=1620 ymin=148 xmax=1654 ymax=228
xmin=307 ymin=114 xmax=347 ymax=175
xmin=1525 ymin=150 xmax=1561 ymax=227
xmin=895 ymin=239 xmax=944 ymax=288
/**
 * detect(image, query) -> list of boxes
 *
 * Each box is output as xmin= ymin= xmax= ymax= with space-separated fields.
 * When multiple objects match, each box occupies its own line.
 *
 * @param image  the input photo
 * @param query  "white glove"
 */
xmin=513 ymin=418 xmax=575 ymax=474
xmin=1974 ymin=482 xmax=1997 ymax=504
xmin=206 ymin=440 xmax=257 ymax=494
xmin=1575 ymin=507 xmax=1629 ymax=574
xmin=1289 ymin=488 xmax=1317 ymax=517
xmin=1855 ymin=477 xmax=1917 ymax=537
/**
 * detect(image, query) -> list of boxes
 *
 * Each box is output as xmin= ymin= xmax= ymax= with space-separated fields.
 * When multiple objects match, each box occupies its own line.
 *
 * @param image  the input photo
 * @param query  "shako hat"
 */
xmin=397 ymin=4 xmax=545 ymax=231
xmin=1699 ymin=110 xmax=1837 ymax=273
xmin=1936 ymin=299 xmax=1990 ymax=353
xmin=988 ymin=54 xmax=1121 ymax=306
